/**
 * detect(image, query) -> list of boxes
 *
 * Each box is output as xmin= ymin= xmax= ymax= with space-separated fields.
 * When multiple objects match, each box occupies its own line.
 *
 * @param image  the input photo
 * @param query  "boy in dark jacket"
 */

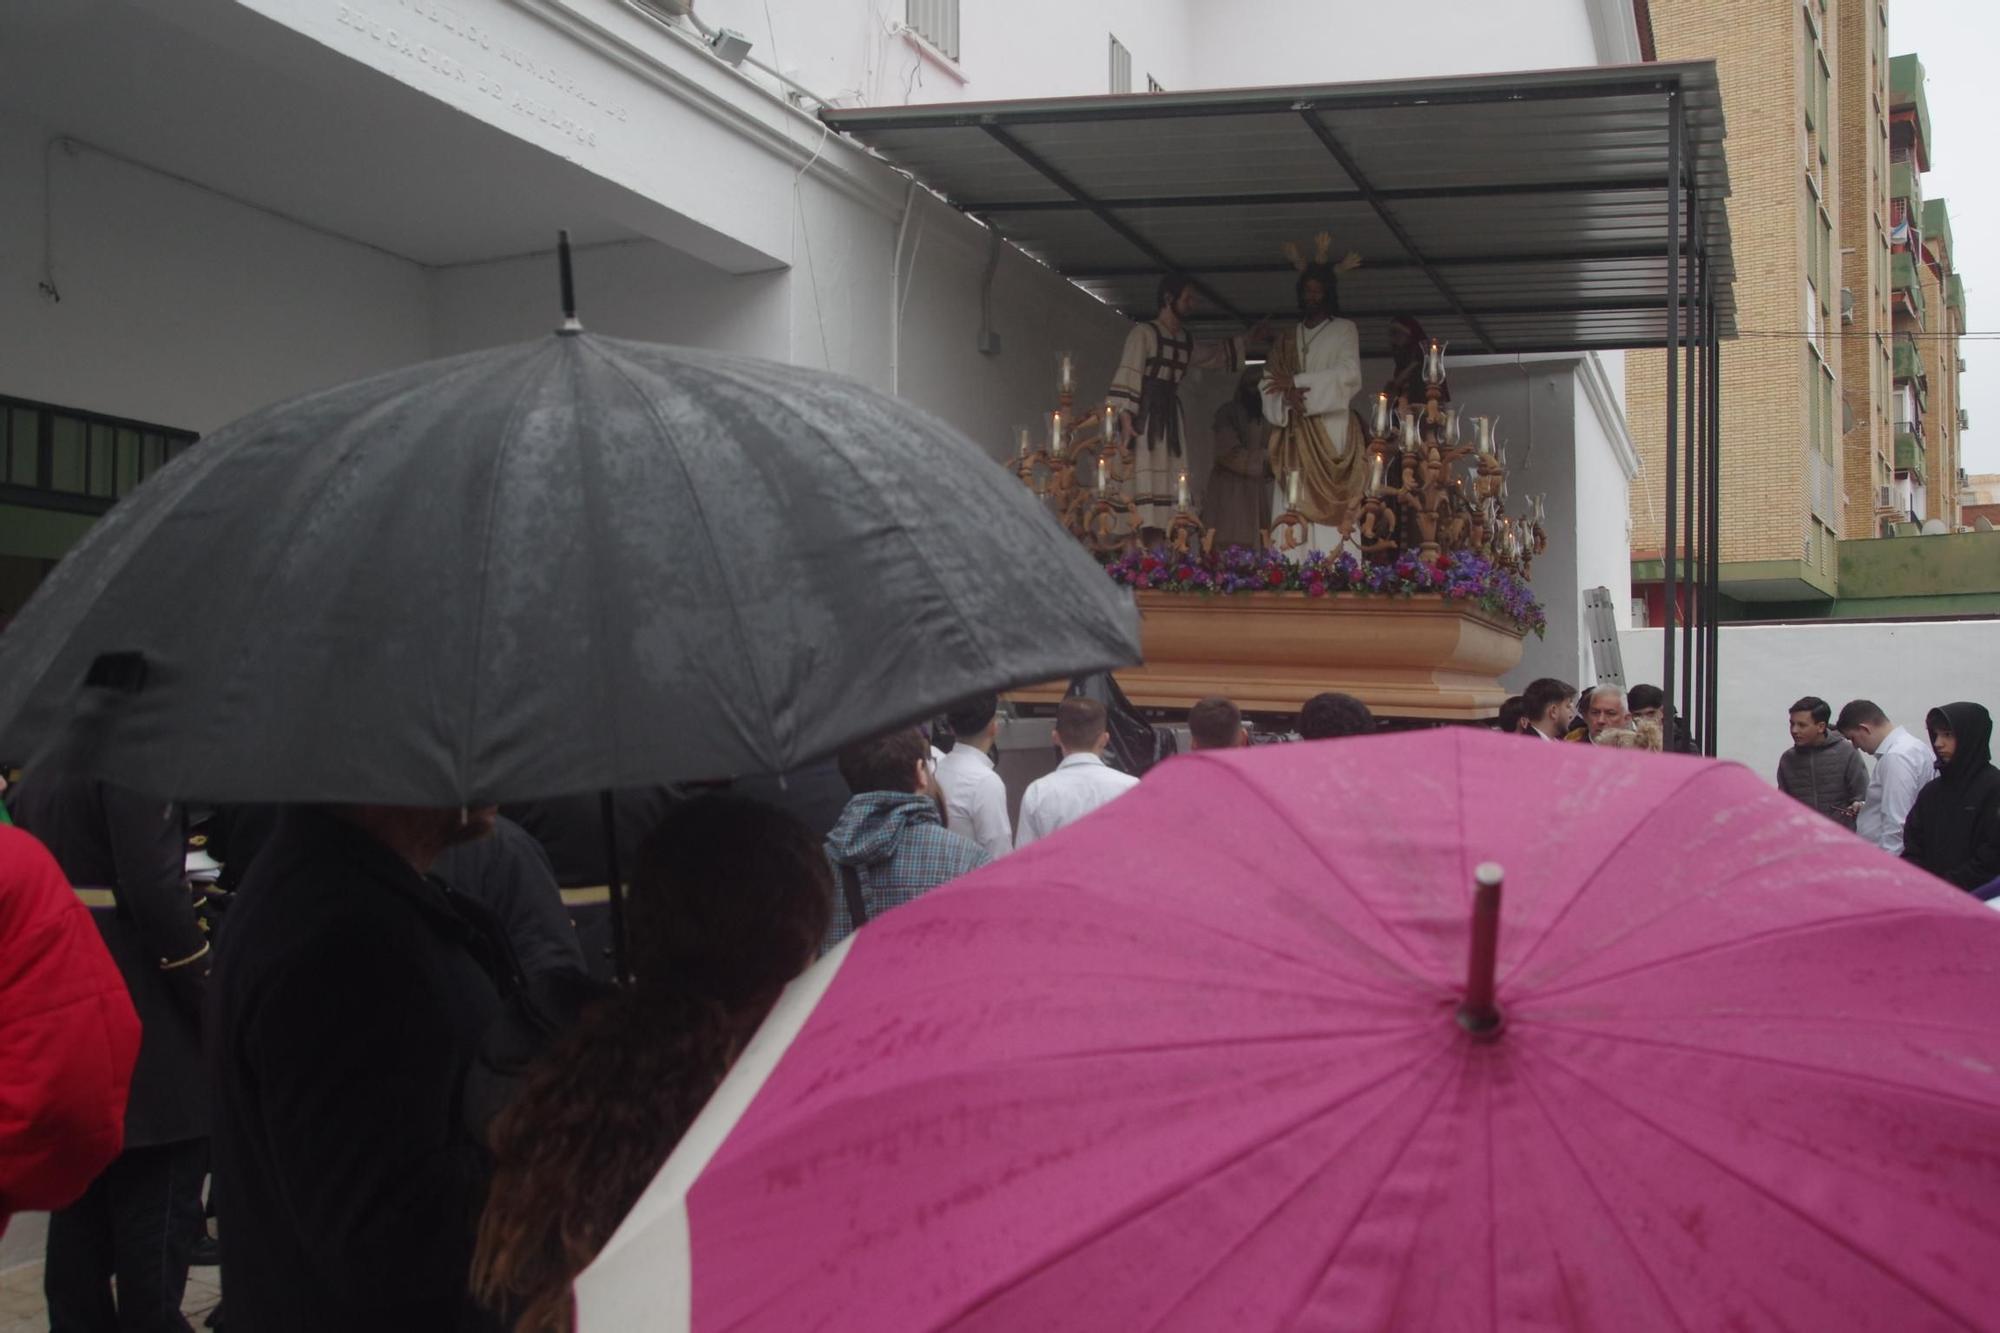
xmin=1902 ymin=702 xmax=2000 ymax=893
xmin=1776 ymin=696 xmax=1868 ymax=829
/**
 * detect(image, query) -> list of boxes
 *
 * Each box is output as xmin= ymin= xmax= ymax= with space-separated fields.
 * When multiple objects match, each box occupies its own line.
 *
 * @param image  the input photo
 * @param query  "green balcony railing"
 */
xmin=1893 ymin=336 xmax=1925 ymax=382
xmin=1892 ymin=250 xmax=1917 ymax=293
xmin=1895 ymin=430 xmax=1926 ymax=473
xmin=1923 ymin=198 xmax=1953 ymax=264
xmin=1892 ymin=160 xmax=1921 ymax=208
xmin=1891 ymin=54 xmax=1932 ymax=161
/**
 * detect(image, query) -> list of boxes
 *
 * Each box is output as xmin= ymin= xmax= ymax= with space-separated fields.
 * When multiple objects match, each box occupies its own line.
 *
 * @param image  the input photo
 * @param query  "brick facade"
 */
xmin=1628 ymin=0 xmax=1824 ymax=574
xmin=1628 ymin=3 xmax=1970 ymax=600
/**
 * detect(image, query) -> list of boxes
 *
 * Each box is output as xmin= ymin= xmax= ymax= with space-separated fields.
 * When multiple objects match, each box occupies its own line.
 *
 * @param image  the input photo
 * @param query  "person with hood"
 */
xmin=1776 ymin=696 xmax=1868 ymax=829
xmin=821 ymin=726 xmax=988 ymax=955
xmin=1901 ymin=702 xmax=2000 ymax=894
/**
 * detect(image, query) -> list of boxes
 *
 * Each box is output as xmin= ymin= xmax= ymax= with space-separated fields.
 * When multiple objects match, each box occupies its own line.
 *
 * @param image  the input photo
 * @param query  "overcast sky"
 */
xmin=1892 ymin=0 xmax=1993 ymax=476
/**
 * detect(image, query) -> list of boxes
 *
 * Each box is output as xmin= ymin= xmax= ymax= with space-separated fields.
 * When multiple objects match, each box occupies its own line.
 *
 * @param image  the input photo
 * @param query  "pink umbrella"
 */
xmin=577 ymin=730 xmax=2000 ymax=1331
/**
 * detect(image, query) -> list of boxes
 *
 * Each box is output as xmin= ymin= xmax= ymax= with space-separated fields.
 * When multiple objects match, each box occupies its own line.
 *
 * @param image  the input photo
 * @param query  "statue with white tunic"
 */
xmin=1260 ymin=236 xmax=1368 ymax=553
xmin=1107 ymin=274 xmax=1249 ymax=537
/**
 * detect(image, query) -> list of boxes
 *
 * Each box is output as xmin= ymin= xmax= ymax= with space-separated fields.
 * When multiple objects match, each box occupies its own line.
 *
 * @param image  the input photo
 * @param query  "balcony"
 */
xmin=1892 ymin=160 xmax=1921 ymax=209
xmin=1923 ymin=198 xmax=1953 ymax=266
xmin=1893 ymin=336 xmax=1926 ymax=383
xmin=1948 ymin=273 xmax=1966 ymax=319
xmin=1891 ymin=54 xmax=1932 ymax=168
xmin=1896 ymin=430 xmax=1927 ymax=474
xmin=1891 ymin=251 xmax=1926 ymax=325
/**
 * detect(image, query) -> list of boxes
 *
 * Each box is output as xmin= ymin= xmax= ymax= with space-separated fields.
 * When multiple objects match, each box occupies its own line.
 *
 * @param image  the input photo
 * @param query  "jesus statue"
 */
xmin=1260 ymin=236 xmax=1368 ymax=554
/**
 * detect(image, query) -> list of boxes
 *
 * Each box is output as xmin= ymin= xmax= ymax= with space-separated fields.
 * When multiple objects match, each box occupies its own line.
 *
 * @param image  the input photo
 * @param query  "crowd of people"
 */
xmin=1491 ymin=677 xmax=2000 ymax=897
xmin=3 ymin=674 xmax=1996 ymax=1332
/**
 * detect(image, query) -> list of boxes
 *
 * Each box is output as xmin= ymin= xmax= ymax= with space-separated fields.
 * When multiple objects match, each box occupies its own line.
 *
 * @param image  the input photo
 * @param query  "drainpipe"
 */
xmin=889 ymin=179 xmax=918 ymax=395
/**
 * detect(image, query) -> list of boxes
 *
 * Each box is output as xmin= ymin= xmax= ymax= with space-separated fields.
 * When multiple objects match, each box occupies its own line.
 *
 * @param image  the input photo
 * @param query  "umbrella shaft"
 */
xmin=1459 ymin=877 xmax=1502 ymax=1035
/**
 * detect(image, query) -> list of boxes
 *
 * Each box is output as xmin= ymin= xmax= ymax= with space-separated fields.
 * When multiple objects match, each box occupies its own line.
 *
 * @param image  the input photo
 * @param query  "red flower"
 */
xmin=1265 ymin=567 xmax=1285 ymax=587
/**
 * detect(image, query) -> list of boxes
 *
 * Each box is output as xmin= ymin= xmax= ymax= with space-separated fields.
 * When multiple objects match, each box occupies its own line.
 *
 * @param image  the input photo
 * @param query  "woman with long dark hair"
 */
xmin=471 ymin=793 xmax=833 ymax=1332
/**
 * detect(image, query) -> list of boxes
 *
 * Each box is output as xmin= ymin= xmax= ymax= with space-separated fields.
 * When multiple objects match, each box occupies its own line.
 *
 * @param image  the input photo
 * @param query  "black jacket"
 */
xmin=11 ymin=774 xmax=207 ymax=1148
xmin=500 ymin=788 xmax=677 ymax=980
xmin=1903 ymin=702 xmax=2000 ymax=893
xmin=210 ymin=809 xmax=516 ymax=1333
xmin=434 ymin=816 xmax=584 ymax=981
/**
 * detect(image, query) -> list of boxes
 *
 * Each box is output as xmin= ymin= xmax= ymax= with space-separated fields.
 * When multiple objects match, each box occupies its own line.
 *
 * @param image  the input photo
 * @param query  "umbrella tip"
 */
xmin=556 ymin=230 xmax=583 ymax=335
xmin=1457 ymin=862 xmax=1506 ymax=1040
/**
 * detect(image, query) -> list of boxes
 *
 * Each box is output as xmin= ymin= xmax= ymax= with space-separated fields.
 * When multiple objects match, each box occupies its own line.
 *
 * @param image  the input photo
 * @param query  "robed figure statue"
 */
xmin=1107 ymin=274 xmax=1246 ymax=535
xmin=1260 ymin=235 xmax=1367 ymax=553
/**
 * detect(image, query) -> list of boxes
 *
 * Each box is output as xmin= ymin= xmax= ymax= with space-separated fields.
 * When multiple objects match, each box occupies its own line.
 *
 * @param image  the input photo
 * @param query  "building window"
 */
xmin=904 ymin=0 xmax=959 ymax=62
xmin=1109 ymin=34 xmax=1131 ymax=94
xmin=0 ymin=394 xmax=196 ymax=514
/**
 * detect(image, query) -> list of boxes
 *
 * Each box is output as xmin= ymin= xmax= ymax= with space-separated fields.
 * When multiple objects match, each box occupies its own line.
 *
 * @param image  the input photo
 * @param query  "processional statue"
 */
xmin=1106 ymin=274 xmax=1251 ymax=537
xmin=1260 ymin=235 xmax=1368 ymax=553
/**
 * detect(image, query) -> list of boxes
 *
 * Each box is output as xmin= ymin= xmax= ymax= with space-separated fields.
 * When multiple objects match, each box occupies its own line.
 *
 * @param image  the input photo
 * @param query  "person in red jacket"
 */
xmin=0 ymin=824 xmax=141 ymax=1236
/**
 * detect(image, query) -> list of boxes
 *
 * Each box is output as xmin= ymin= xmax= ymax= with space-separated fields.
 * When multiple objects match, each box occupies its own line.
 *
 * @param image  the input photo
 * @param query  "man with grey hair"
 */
xmin=1565 ymin=685 xmax=1631 ymax=744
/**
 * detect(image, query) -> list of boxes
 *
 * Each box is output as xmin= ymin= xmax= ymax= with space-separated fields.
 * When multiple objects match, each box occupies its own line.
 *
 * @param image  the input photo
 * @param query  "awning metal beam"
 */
xmin=824 ymin=69 xmax=1699 ymax=132
xmin=1058 ymin=244 xmax=1701 ymax=279
xmin=977 ymin=123 xmax=1248 ymax=322
xmin=976 ymin=177 xmax=1683 ymax=214
xmin=1295 ymin=108 xmax=1498 ymax=353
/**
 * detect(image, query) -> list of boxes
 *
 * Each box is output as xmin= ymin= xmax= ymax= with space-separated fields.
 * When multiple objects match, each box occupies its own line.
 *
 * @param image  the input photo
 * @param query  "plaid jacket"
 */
xmin=821 ymin=790 xmax=989 ymax=953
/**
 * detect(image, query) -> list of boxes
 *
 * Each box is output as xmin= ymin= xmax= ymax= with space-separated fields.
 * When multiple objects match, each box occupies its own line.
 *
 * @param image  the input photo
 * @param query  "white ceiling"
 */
xmin=0 ymin=0 xmax=643 ymax=267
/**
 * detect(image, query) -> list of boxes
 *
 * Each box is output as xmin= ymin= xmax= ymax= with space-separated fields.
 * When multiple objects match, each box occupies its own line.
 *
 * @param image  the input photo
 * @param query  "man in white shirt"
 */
xmin=933 ymin=693 xmax=1013 ymax=861
xmin=1015 ymin=697 xmax=1141 ymax=849
xmin=1837 ymin=699 xmax=1936 ymax=856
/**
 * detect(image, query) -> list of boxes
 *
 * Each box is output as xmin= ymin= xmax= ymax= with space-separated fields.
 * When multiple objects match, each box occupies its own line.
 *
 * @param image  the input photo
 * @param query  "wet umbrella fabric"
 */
xmin=0 ymin=333 xmax=1138 ymax=803
xmin=577 ymin=730 xmax=2000 ymax=1332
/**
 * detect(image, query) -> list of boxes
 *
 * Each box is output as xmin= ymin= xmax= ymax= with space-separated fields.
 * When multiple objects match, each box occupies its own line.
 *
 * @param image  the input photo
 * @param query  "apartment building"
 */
xmin=1889 ymin=53 xmax=1968 ymax=530
xmin=1629 ymin=3 xmax=1972 ymax=621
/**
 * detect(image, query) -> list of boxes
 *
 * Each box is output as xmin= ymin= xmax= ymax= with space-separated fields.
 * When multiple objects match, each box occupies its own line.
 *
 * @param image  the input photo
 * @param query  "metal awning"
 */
xmin=823 ymin=61 xmax=1733 ymax=357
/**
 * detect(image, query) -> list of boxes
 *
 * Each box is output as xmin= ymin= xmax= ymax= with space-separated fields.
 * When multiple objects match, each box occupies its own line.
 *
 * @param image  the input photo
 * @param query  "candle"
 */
xmin=1372 ymin=392 xmax=1391 ymax=438
xmin=1442 ymin=407 xmax=1461 ymax=449
xmin=1016 ymin=427 xmax=1031 ymax=460
xmin=1058 ymin=352 xmax=1075 ymax=393
xmin=1367 ymin=452 xmax=1386 ymax=496
xmin=1176 ymin=471 xmax=1190 ymax=510
xmin=1049 ymin=411 xmax=1064 ymax=457
xmin=1424 ymin=339 xmax=1446 ymax=386
xmin=1102 ymin=404 xmax=1116 ymax=443
xmin=1285 ymin=468 xmax=1301 ymax=509
xmin=1097 ymin=454 xmax=1109 ymax=493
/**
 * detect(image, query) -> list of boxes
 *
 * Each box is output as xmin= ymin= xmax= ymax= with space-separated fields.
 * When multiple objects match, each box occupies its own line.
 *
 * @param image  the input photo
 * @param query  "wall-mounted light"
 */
xmin=710 ymin=28 xmax=752 ymax=66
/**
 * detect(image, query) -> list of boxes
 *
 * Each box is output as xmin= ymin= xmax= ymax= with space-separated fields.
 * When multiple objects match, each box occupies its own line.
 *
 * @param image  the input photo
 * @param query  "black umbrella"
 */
xmin=0 ymin=258 xmax=1140 ymax=806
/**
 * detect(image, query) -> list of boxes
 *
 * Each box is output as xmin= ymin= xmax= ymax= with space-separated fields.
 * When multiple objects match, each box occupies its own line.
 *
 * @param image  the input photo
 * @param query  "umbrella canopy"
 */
xmin=0 ymin=333 xmax=1138 ymax=803
xmin=579 ymin=731 xmax=2000 ymax=1331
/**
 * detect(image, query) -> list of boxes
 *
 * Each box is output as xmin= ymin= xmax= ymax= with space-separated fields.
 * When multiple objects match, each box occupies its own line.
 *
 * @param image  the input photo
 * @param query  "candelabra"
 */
xmin=1010 ymin=337 xmax=1551 ymax=575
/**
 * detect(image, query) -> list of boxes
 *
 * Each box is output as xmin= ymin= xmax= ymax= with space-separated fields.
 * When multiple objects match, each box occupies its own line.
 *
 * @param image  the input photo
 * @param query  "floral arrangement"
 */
xmin=1103 ymin=545 xmax=1546 ymax=637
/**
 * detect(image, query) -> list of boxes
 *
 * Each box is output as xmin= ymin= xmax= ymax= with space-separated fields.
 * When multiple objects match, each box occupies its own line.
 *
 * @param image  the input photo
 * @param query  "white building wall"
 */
xmin=691 ymin=0 xmax=1198 ymax=106
xmin=1182 ymin=0 xmax=1617 ymax=86
xmin=0 ymin=114 xmax=431 ymax=435
xmin=1620 ymin=621 xmax=2000 ymax=776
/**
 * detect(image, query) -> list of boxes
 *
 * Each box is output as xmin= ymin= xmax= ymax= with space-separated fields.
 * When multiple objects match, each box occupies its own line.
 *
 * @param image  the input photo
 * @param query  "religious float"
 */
xmin=1009 ymin=334 xmax=1548 ymax=722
